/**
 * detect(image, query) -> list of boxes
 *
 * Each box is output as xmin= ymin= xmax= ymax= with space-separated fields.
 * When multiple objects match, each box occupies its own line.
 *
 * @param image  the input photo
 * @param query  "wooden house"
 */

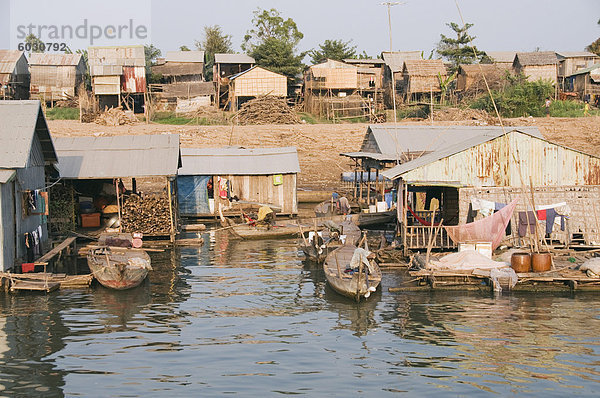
xmin=381 ymin=51 xmax=421 ymax=106
xmin=513 ymin=52 xmax=558 ymax=84
xmin=0 ymin=50 xmax=30 ymax=100
xmin=565 ymin=64 xmax=600 ymax=99
xmin=456 ymin=64 xmax=510 ymax=93
xmin=177 ymin=147 xmax=301 ymax=218
xmin=401 ymin=59 xmax=447 ymax=100
xmin=485 ymin=51 xmax=517 ymax=69
xmin=556 ymin=51 xmax=600 ymax=79
xmin=228 ymin=66 xmax=287 ymax=110
xmin=0 ymin=100 xmax=58 ymax=271
xmin=53 ymin=134 xmax=181 ymax=239
xmin=213 ymin=53 xmax=255 ymax=107
xmin=88 ymin=45 xmax=146 ymax=112
xmin=382 ymin=128 xmax=600 ymax=254
xmin=305 ymin=59 xmax=358 ymax=91
xmin=151 ymin=51 xmax=215 ymax=111
xmin=343 ymin=58 xmax=385 ymax=91
xmin=29 ymin=53 xmax=86 ymax=101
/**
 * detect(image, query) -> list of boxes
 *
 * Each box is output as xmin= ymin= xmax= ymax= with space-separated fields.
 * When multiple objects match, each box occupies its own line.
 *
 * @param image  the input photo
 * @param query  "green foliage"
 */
xmin=195 ymin=25 xmax=233 ymax=80
xmin=436 ymin=22 xmax=485 ymax=72
xmin=587 ymin=37 xmax=600 ymax=56
xmin=180 ymin=45 xmax=191 ymax=51
xmin=309 ymin=39 xmax=356 ymax=64
xmin=144 ymin=44 xmax=162 ymax=84
xmin=25 ymin=34 xmax=44 ymax=53
xmin=470 ymin=75 xmax=554 ymax=117
xmin=549 ymin=100 xmax=600 ymax=117
xmin=396 ymin=105 xmax=429 ymax=119
xmin=243 ymin=8 xmax=305 ymax=80
xmin=45 ymin=107 xmax=79 ymax=120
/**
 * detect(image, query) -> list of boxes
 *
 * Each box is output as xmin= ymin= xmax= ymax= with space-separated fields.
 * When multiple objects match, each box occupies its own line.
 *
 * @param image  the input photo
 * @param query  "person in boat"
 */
xmin=345 ymin=247 xmax=377 ymax=297
xmin=257 ymin=206 xmax=275 ymax=228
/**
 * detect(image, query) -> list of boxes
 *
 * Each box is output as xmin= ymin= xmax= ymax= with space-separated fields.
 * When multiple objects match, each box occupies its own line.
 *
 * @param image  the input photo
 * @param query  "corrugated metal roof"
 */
xmin=311 ymin=59 xmax=356 ymax=69
xmin=486 ymin=51 xmax=517 ymax=63
xmin=339 ymin=151 xmax=399 ymax=162
xmin=0 ymin=169 xmax=16 ymax=183
xmin=381 ymin=128 xmax=588 ymax=180
xmin=229 ymin=65 xmax=286 ymax=81
xmin=214 ymin=53 xmax=255 ymax=64
xmin=343 ymin=58 xmax=385 ymax=65
xmin=165 ymin=51 xmax=205 ymax=63
xmin=381 ymin=51 xmax=422 ymax=72
xmin=54 ymin=134 xmax=181 ymax=178
xmin=403 ymin=59 xmax=447 ymax=76
xmin=0 ymin=100 xmax=57 ymax=168
xmin=179 ymin=147 xmax=301 ymax=176
xmin=365 ymin=125 xmax=542 ymax=159
xmin=556 ymin=51 xmax=599 ymax=59
xmin=0 ymin=50 xmax=25 ymax=74
xmin=29 ymin=53 xmax=82 ymax=66
xmin=88 ymin=46 xmax=146 ymax=69
xmin=515 ymin=51 xmax=558 ymax=66
xmin=568 ymin=63 xmax=600 ymax=77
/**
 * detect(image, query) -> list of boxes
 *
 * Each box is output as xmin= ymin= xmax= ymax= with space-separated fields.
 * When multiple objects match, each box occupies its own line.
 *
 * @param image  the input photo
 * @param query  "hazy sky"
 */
xmin=1 ymin=0 xmax=599 ymax=58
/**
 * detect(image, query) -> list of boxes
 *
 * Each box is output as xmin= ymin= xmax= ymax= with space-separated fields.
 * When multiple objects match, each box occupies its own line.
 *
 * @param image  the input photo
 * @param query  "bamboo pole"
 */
xmin=167 ymin=177 xmax=175 ymax=243
xmin=334 ymin=251 xmax=342 ymax=277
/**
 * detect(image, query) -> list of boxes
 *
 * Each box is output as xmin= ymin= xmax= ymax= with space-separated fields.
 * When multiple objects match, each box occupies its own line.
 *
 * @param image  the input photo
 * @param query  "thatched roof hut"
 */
xmin=513 ymin=51 xmax=558 ymax=84
xmin=401 ymin=59 xmax=447 ymax=96
xmin=456 ymin=64 xmax=510 ymax=92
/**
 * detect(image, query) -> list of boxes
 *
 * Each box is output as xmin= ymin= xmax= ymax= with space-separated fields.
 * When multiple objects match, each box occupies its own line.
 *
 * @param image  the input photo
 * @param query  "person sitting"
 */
xmin=257 ymin=206 xmax=275 ymax=229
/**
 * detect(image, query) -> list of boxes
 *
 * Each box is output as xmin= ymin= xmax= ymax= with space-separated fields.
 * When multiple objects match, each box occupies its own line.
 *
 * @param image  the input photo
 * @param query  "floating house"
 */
xmin=53 ymin=134 xmax=181 ymax=239
xmin=381 ymin=127 xmax=600 ymax=254
xmin=513 ymin=51 xmax=558 ymax=84
xmin=0 ymin=50 xmax=30 ymax=100
xmin=88 ymin=45 xmax=146 ymax=112
xmin=177 ymin=147 xmax=301 ymax=218
xmin=0 ymin=100 xmax=57 ymax=271
xmin=227 ymin=66 xmax=287 ymax=110
xmin=29 ymin=53 xmax=86 ymax=101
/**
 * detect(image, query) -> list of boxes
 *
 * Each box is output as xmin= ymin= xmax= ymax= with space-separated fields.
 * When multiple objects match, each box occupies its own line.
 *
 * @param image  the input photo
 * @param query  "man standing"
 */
xmin=544 ymin=97 xmax=551 ymax=118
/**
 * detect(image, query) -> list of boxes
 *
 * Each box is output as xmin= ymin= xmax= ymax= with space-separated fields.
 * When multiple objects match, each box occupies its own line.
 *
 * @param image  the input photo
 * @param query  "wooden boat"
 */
xmin=315 ymin=200 xmax=395 ymax=228
xmin=87 ymin=246 xmax=152 ymax=290
xmin=220 ymin=215 xmax=301 ymax=240
xmin=300 ymin=220 xmax=361 ymax=263
xmin=323 ymin=244 xmax=382 ymax=301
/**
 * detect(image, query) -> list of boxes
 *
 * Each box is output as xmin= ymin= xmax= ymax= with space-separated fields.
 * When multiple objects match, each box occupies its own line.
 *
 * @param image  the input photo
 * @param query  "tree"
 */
xmin=242 ymin=8 xmax=305 ymax=80
xmin=195 ymin=25 xmax=233 ymax=81
xmin=25 ymin=34 xmax=44 ymax=53
xmin=586 ymin=18 xmax=600 ymax=56
xmin=180 ymin=45 xmax=191 ymax=51
xmin=144 ymin=44 xmax=162 ymax=84
xmin=309 ymin=39 xmax=356 ymax=64
xmin=436 ymin=22 xmax=486 ymax=72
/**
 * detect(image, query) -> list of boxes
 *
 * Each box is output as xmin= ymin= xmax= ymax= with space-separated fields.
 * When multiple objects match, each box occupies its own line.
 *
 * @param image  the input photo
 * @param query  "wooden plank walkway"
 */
xmin=34 ymin=236 xmax=77 ymax=266
xmin=10 ymin=279 xmax=60 ymax=293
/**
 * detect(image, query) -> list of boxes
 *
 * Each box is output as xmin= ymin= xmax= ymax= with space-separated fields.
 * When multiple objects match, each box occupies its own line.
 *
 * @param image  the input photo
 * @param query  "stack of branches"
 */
xmin=48 ymin=182 xmax=75 ymax=234
xmin=54 ymin=93 xmax=79 ymax=108
xmin=94 ymin=107 xmax=138 ymax=126
xmin=120 ymin=193 xmax=172 ymax=235
xmin=236 ymin=96 xmax=301 ymax=125
xmin=433 ymin=107 xmax=499 ymax=125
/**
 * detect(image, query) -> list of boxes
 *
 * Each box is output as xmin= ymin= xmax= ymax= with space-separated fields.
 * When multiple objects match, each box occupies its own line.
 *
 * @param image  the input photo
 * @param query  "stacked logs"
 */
xmin=48 ymin=183 xmax=75 ymax=234
xmin=236 ymin=96 xmax=301 ymax=125
xmin=120 ymin=193 xmax=172 ymax=235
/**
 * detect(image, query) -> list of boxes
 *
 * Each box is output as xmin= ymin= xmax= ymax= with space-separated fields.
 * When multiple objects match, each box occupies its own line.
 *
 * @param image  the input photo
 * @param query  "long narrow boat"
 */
xmin=300 ymin=220 xmax=362 ymax=263
xmin=87 ymin=246 xmax=152 ymax=290
xmin=221 ymin=216 xmax=301 ymax=240
xmin=323 ymin=244 xmax=382 ymax=301
xmin=314 ymin=200 xmax=395 ymax=228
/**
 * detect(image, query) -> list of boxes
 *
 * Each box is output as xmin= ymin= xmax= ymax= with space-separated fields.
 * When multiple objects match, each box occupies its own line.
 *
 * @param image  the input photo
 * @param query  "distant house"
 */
xmin=88 ymin=45 xmax=146 ymax=112
xmin=381 ymin=51 xmax=421 ymax=106
xmin=556 ymin=51 xmax=600 ymax=79
xmin=343 ymin=58 xmax=385 ymax=91
xmin=565 ymin=63 xmax=600 ymax=99
xmin=29 ymin=53 xmax=86 ymax=101
xmin=456 ymin=64 xmax=510 ymax=92
xmin=401 ymin=59 xmax=447 ymax=100
xmin=151 ymin=51 xmax=215 ymax=112
xmin=213 ymin=53 xmax=255 ymax=107
xmin=485 ymin=51 xmax=517 ymax=68
xmin=513 ymin=51 xmax=558 ymax=84
xmin=228 ymin=66 xmax=287 ymax=110
xmin=305 ymin=59 xmax=358 ymax=91
xmin=177 ymin=147 xmax=301 ymax=217
xmin=0 ymin=101 xmax=58 ymax=271
xmin=0 ymin=50 xmax=30 ymax=100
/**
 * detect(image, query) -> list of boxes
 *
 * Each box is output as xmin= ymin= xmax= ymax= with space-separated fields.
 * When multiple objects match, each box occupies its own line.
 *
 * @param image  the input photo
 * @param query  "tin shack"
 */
xmin=177 ymin=147 xmax=300 ymax=218
xmin=0 ymin=50 xmax=30 ymax=100
xmin=53 ymin=134 xmax=181 ymax=240
xmin=0 ymin=100 xmax=57 ymax=271
xmin=29 ymin=53 xmax=87 ymax=102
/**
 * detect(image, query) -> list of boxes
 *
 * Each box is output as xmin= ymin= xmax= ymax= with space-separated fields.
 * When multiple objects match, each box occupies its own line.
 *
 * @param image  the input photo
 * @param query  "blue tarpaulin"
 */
xmin=178 ymin=175 xmax=211 ymax=215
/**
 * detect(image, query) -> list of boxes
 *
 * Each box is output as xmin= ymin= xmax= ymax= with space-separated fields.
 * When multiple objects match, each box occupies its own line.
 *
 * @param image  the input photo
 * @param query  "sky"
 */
xmin=1 ymin=0 xmax=599 ymax=59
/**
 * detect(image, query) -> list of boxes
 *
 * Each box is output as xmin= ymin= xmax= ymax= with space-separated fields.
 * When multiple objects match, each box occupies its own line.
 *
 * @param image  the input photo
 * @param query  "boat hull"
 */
xmin=323 ymin=245 xmax=382 ymax=300
xmin=87 ymin=247 xmax=152 ymax=290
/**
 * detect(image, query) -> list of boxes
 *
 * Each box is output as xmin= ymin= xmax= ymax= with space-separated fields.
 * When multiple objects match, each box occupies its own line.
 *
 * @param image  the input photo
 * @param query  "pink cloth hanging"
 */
xmin=444 ymin=197 xmax=519 ymax=250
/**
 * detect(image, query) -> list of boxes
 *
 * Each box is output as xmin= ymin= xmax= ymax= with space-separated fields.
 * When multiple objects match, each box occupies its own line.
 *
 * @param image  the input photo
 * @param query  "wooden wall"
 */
xmin=519 ymin=65 xmax=557 ymax=85
xmin=232 ymin=67 xmax=287 ymax=97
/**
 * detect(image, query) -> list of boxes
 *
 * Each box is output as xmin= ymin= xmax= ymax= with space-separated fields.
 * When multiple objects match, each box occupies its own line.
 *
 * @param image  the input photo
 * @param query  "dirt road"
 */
xmin=48 ymin=116 xmax=600 ymax=190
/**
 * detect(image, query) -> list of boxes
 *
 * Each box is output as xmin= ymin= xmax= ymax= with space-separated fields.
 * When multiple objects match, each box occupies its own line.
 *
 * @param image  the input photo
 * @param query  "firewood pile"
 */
xmin=236 ymin=96 xmax=301 ymax=125
xmin=48 ymin=183 xmax=76 ymax=234
xmin=120 ymin=193 xmax=172 ymax=235
xmin=94 ymin=107 xmax=138 ymax=126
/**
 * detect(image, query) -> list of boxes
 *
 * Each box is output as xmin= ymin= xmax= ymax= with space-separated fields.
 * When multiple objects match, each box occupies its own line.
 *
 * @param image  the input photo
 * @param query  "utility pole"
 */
xmin=381 ymin=1 xmax=404 ymax=124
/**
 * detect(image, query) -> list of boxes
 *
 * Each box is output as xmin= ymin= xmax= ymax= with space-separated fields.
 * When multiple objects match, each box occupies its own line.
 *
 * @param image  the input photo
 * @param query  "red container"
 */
xmin=532 ymin=253 xmax=552 ymax=272
xmin=511 ymin=252 xmax=531 ymax=273
xmin=81 ymin=213 xmax=101 ymax=228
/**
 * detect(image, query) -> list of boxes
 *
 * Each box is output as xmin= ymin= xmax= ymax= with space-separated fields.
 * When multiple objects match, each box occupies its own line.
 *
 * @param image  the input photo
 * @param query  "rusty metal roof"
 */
xmin=0 ymin=50 xmax=25 ymax=74
xmin=214 ymin=53 xmax=255 ymax=64
xmin=0 ymin=100 xmax=57 ymax=168
xmin=29 ymin=53 xmax=83 ymax=66
xmin=54 ymin=134 xmax=181 ymax=178
xmin=179 ymin=147 xmax=300 ymax=176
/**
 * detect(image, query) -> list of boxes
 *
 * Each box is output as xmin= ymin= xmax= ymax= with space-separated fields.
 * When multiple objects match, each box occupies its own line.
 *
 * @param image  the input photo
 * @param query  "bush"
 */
xmin=45 ymin=107 xmax=80 ymax=120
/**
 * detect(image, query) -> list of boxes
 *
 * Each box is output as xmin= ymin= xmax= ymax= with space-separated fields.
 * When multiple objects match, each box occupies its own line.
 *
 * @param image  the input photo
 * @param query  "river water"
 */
xmin=1 ymin=229 xmax=599 ymax=396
